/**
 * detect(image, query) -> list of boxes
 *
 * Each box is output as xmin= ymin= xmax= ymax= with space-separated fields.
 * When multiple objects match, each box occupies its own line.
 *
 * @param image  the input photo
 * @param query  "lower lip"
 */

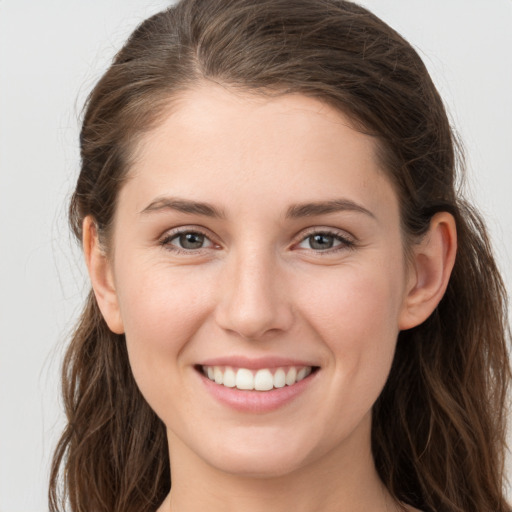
xmin=198 ymin=370 xmax=318 ymax=413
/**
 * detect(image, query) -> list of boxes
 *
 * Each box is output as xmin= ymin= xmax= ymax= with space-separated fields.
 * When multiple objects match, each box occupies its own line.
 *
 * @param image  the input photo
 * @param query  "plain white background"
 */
xmin=0 ymin=1 xmax=511 ymax=510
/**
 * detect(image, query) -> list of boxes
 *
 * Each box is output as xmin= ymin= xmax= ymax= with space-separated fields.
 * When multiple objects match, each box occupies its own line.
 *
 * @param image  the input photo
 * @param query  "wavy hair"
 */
xmin=49 ymin=1 xmax=511 ymax=511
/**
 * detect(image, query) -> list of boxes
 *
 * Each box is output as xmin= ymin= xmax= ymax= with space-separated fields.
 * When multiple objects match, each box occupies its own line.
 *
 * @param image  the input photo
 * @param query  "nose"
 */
xmin=215 ymin=249 xmax=294 ymax=340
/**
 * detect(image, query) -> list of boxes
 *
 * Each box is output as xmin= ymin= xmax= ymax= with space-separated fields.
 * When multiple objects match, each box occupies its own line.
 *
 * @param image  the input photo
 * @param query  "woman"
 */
xmin=49 ymin=1 xmax=511 ymax=511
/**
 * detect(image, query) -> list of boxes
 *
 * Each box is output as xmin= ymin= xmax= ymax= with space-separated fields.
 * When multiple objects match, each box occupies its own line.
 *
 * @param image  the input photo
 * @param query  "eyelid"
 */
xmin=159 ymin=225 xmax=221 ymax=253
xmin=157 ymin=225 xmax=356 ymax=254
xmin=292 ymin=227 xmax=357 ymax=252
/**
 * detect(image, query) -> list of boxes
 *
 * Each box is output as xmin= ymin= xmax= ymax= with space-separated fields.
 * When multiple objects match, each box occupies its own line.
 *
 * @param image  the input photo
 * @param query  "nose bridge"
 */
xmin=216 ymin=243 xmax=292 ymax=339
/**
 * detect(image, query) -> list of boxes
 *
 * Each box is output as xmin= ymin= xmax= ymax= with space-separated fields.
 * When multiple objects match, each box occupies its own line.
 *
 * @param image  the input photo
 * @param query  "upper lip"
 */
xmin=197 ymin=356 xmax=319 ymax=369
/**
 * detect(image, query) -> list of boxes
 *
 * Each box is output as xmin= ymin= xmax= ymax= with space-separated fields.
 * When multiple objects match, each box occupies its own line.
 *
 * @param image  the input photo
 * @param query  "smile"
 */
xmin=201 ymin=365 xmax=314 ymax=391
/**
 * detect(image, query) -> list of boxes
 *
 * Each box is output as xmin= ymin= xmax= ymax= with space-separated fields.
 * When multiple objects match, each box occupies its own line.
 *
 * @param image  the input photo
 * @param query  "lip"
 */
xmin=197 ymin=355 xmax=317 ymax=370
xmin=195 ymin=358 xmax=319 ymax=413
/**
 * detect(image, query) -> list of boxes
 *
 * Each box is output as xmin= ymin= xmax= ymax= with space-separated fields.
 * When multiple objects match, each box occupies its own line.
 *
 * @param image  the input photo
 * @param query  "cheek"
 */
xmin=301 ymin=260 xmax=405 ymax=343
xmin=113 ymin=259 xmax=213 ymax=398
xmin=116 ymin=257 xmax=210 ymax=340
xmin=296 ymin=258 xmax=406 ymax=409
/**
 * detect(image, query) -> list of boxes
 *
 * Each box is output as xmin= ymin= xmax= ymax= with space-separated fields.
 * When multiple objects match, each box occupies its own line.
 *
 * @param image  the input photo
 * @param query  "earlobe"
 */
xmin=83 ymin=216 xmax=125 ymax=334
xmin=398 ymin=212 xmax=457 ymax=331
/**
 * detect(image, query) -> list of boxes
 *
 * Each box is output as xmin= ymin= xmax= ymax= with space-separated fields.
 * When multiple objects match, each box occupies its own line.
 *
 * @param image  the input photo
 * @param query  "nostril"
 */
xmin=214 ymin=300 xmax=294 ymax=340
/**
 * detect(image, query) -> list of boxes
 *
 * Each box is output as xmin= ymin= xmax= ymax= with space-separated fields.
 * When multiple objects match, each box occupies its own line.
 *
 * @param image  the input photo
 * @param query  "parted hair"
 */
xmin=49 ymin=1 xmax=511 ymax=511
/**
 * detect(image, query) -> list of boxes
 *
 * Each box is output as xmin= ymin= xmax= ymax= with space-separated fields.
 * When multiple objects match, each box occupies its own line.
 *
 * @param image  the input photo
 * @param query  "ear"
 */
xmin=398 ymin=212 xmax=457 ymax=330
xmin=83 ymin=216 xmax=124 ymax=334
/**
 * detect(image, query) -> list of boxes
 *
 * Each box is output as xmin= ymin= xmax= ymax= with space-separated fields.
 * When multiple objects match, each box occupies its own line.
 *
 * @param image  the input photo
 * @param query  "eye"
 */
xmin=296 ymin=231 xmax=354 ymax=252
xmin=161 ymin=230 xmax=215 ymax=251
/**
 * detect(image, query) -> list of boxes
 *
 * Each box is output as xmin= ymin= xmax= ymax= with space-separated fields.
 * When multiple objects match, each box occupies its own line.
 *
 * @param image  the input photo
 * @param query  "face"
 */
xmin=101 ymin=84 xmax=415 ymax=478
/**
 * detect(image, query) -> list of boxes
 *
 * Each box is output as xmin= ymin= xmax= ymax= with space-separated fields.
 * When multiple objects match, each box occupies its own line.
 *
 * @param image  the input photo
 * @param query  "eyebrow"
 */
xmin=139 ymin=196 xmax=375 ymax=220
xmin=285 ymin=199 xmax=376 ymax=220
xmin=140 ymin=197 xmax=225 ymax=218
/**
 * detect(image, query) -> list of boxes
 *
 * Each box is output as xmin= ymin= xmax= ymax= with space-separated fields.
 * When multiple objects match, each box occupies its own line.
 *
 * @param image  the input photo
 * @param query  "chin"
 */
xmin=207 ymin=449 xmax=310 ymax=479
xmin=190 ymin=426 xmax=321 ymax=479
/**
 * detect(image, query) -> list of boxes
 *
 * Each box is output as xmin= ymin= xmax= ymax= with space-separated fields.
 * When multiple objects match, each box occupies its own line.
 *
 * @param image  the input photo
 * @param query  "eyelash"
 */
xmin=159 ymin=228 xmax=216 ymax=255
xmin=296 ymin=229 xmax=356 ymax=254
xmin=159 ymin=227 xmax=356 ymax=254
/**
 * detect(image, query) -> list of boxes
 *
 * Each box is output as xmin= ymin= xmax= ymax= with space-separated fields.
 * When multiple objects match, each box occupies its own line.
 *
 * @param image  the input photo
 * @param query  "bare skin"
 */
xmin=85 ymin=84 xmax=455 ymax=512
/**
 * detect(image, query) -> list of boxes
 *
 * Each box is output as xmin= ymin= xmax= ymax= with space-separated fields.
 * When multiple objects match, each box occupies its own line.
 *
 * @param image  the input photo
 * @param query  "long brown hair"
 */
xmin=49 ymin=1 xmax=511 ymax=511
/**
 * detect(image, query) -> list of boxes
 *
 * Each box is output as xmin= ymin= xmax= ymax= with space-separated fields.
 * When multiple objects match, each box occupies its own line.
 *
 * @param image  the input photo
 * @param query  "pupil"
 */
xmin=310 ymin=234 xmax=333 ymax=250
xmin=180 ymin=233 xmax=204 ymax=249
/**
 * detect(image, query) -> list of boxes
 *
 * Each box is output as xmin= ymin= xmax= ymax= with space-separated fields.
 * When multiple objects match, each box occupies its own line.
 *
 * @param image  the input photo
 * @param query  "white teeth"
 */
xmin=254 ymin=369 xmax=273 ymax=391
xmin=202 ymin=365 xmax=314 ymax=391
xmin=235 ymin=368 xmax=254 ymax=390
xmin=214 ymin=367 xmax=223 ymax=385
xmin=223 ymin=367 xmax=236 ymax=388
xmin=285 ymin=367 xmax=297 ymax=386
xmin=273 ymin=368 xmax=286 ymax=388
xmin=296 ymin=367 xmax=307 ymax=381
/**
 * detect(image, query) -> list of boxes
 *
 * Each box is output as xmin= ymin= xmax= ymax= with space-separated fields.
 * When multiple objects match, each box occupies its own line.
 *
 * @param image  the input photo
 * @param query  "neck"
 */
xmin=160 ymin=417 xmax=400 ymax=512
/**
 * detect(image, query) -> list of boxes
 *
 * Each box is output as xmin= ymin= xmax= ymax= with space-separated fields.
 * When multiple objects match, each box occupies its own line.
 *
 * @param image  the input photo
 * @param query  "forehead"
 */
xmin=122 ymin=84 xmax=399 ymax=224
